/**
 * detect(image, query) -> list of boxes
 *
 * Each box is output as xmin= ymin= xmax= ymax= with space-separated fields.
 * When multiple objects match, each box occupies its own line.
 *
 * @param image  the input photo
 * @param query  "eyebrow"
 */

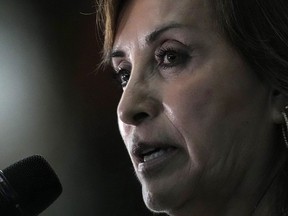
xmin=145 ymin=22 xmax=184 ymax=44
xmin=110 ymin=22 xmax=185 ymax=59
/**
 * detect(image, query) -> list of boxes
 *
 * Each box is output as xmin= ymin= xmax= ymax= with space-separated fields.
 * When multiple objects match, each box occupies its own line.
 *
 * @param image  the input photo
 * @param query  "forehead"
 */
xmin=113 ymin=0 xmax=214 ymax=50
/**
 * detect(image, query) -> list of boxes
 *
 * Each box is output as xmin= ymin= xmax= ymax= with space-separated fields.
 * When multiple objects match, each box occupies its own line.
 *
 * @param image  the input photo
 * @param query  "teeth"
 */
xmin=142 ymin=147 xmax=157 ymax=155
xmin=143 ymin=149 xmax=166 ymax=162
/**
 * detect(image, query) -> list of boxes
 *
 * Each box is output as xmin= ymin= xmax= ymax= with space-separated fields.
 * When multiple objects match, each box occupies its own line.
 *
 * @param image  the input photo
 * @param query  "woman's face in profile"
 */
xmin=112 ymin=0 xmax=274 ymax=213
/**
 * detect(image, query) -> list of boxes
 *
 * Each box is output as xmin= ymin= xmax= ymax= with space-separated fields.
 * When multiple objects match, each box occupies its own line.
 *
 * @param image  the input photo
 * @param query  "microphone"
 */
xmin=0 ymin=155 xmax=63 ymax=216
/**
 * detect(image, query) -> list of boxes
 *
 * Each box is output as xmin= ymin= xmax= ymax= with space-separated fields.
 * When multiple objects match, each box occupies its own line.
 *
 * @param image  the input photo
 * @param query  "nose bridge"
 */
xmin=117 ymin=65 xmax=160 ymax=126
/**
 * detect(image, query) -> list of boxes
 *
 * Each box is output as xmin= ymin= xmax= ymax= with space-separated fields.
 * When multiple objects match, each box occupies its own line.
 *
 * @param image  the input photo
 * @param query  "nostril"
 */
xmin=133 ymin=112 xmax=150 ymax=123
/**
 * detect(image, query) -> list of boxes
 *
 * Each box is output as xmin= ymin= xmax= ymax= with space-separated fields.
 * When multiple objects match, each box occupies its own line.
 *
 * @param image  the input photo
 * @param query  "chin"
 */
xmin=136 ymin=155 xmax=202 ymax=214
xmin=141 ymin=182 xmax=183 ymax=214
xmin=143 ymin=189 xmax=169 ymax=214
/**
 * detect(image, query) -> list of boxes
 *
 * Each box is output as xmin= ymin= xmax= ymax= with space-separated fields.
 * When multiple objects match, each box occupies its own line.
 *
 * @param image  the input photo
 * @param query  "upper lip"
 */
xmin=131 ymin=141 xmax=178 ymax=163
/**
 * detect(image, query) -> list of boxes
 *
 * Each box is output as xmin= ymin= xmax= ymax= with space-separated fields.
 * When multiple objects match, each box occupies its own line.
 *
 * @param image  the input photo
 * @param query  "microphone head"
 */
xmin=2 ymin=155 xmax=62 ymax=215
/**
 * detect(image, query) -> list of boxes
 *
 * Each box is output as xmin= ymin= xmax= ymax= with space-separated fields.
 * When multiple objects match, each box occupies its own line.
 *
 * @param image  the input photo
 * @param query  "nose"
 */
xmin=117 ymin=81 xmax=161 ymax=126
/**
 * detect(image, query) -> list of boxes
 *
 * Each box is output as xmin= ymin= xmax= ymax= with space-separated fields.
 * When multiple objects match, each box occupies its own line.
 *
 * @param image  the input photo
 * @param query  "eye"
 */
xmin=114 ymin=67 xmax=131 ymax=88
xmin=155 ymin=46 xmax=190 ymax=70
xmin=163 ymin=51 xmax=178 ymax=64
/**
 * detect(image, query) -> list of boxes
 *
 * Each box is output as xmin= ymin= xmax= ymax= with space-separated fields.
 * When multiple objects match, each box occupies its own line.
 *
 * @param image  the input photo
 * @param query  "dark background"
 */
xmin=0 ymin=0 xmax=157 ymax=215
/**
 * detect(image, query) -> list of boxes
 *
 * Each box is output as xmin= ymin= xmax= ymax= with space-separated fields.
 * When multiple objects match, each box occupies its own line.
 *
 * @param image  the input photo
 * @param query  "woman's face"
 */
xmin=112 ymin=0 xmax=275 ymax=214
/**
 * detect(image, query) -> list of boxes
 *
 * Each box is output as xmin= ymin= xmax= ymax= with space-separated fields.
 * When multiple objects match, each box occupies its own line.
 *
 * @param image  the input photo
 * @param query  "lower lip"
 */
xmin=136 ymin=148 xmax=179 ymax=175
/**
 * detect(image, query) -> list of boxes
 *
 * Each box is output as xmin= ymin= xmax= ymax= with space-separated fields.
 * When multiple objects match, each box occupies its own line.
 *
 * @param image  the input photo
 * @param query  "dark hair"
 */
xmin=211 ymin=0 xmax=288 ymax=95
xmin=96 ymin=0 xmax=125 ymax=65
xmin=97 ymin=0 xmax=288 ymax=96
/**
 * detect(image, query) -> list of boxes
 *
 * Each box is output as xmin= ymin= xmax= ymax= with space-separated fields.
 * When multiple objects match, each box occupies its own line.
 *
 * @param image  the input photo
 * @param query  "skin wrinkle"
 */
xmin=162 ymin=103 xmax=188 ymax=147
xmin=162 ymin=91 xmax=208 ymax=173
xmin=161 ymin=102 xmax=201 ymax=208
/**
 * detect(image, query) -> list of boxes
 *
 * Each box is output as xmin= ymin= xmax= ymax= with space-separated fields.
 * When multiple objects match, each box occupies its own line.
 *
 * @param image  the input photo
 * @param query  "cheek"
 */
xmin=163 ymin=80 xmax=215 ymax=141
xmin=162 ymin=74 xmax=258 ymax=166
xmin=162 ymin=80 xmax=219 ymax=168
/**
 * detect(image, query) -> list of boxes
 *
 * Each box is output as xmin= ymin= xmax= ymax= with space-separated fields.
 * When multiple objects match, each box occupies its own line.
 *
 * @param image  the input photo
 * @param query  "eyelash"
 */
xmin=155 ymin=47 xmax=190 ymax=70
xmin=113 ymin=46 xmax=190 ymax=88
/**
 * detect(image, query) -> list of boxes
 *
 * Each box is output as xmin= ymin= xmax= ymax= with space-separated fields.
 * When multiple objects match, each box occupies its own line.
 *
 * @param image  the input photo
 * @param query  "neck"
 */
xmin=251 ymin=153 xmax=288 ymax=216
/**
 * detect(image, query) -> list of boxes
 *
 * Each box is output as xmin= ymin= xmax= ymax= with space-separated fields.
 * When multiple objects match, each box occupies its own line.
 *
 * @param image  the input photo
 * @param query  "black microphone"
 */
xmin=0 ymin=155 xmax=63 ymax=215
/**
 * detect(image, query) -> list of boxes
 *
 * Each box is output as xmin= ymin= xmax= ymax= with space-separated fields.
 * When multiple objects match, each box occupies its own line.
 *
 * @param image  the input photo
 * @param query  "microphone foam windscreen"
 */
xmin=2 ymin=155 xmax=62 ymax=215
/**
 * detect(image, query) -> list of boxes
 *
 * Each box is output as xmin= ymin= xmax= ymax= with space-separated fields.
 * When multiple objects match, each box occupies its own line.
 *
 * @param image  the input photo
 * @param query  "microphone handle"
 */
xmin=0 ymin=170 xmax=24 ymax=216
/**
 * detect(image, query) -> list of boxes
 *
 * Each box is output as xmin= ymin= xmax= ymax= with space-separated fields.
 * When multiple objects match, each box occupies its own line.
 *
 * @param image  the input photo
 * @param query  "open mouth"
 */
xmin=134 ymin=144 xmax=177 ymax=163
xmin=132 ymin=143 xmax=179 ymax=174
xmin=140 ymin=147 xmax=176 ymax=162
